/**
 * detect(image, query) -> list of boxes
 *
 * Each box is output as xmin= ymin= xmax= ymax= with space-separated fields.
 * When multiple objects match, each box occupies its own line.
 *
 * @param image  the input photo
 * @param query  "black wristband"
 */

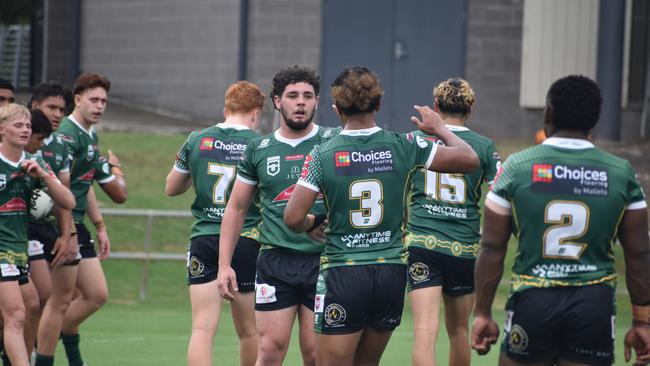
xmin=307 ymin=214 xmax=327 ymax=232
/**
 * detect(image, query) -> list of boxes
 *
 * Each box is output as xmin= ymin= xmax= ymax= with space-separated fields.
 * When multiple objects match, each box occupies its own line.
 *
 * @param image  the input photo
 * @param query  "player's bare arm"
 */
xmin=216 ymin=179 xmax=256 ymax=301
xmin=165 ymin=169 xmax=192 ymax=196
xmin=411 ymin=105 xmax=479 ymax=173
xmin=24 ymin=160 xmax=76 ymax=210
xmin=50 ymin=205 xmax=74 ymax=266
xmin=86 ymin=185 xmax=111 ymax=259
xmin=618 ymin=207 xmax=650 ymax=364
xmin=471 ymin=204 xmax=512 ymax=355
xmin=284 ymin=185 xmax=319 ymax=233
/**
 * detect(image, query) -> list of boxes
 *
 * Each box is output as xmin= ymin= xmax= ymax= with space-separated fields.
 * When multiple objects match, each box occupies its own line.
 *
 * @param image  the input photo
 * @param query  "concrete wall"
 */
xmin=246 ymin=0 xmax=321 ymax=132
xmin=465 ymin=0 xmax=540 ymax=140
xmin=79 ymin=0 xmax=240 ymax=120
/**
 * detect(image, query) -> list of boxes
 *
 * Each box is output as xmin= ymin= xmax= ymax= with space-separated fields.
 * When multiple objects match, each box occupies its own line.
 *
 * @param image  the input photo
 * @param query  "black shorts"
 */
xmin=187 ymin=235 xmax=259 ymax=292
xmin=407 ymin=246 xmax=474 ymax=296
xmin=76 ymin=223 xmax=97 ymax=259
xmin=28 ymin=222 xmax=79 ymax=265
xmin=502 ymin=284 xmax=615 ymax=365
xmin=0 ymin=262 xmax=29 ymax=285
xmin=254 ymin=248 xmax=319 ymax=311
xmin=314 ymin=264 xmax=406 ymax=334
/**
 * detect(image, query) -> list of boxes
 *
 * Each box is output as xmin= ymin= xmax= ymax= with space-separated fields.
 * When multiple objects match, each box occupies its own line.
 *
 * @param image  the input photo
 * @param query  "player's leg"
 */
xmin=407 ymin=247 xmax=444 ymax=366
xmin=28 ymin=248 xmax=51 ymax=308
xmin=316 ymin=332 xmax=363 ymax=366
xmin=35 ymin=263 xmax=78 ymax=364
xmin=19 ymin=279 xmax=40 ymax=356
xmin=0 ymin=276 xmax=30 ymax=366
xmin=440 ymin=254 xmax=476 ymax=366
xmin=186 ymin=235 xmax=223 ymax=366
xmin=188 ymin=282 xmax=221 ymax=366
xmin=255 ymin=306 xmax=298 ymax=366
xmin=229 ymin=237 xmax=261 ymax=366
xmin=352 ymin=328 xmax=392 ymax=366
xmin=297 ymin=304 xmax=316 ymax=365
xmin=442 ymin=293 xmax=473 ymax=366
xmin=62 ymin=257 xmax=108 ymax=330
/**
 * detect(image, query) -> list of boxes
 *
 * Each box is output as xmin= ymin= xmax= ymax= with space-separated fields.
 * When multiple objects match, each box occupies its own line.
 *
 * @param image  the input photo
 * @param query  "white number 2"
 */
xmin=424 ymin=170 xmax=466 ymax=204
xmin=543 ymin=201 xmax=589 ymax=259
xmin=207 ymin=163 xmax=236 ymax=204
xmin=349 ymin=180 xmax=383 ymax=228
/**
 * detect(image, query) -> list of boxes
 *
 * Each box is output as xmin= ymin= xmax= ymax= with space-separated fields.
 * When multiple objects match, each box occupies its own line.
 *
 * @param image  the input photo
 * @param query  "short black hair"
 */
xmin=30 ymin=109 xmax=53 ymax=137
xmin=29 ymin=81 xmax=66 ymax=105
xmin=546 ymin=75 xmax=602 ymax=133
xmin=0 ymin=77 xmax=15 ymax=91
xmin=270 ymin=65 xmax=319 ymax=109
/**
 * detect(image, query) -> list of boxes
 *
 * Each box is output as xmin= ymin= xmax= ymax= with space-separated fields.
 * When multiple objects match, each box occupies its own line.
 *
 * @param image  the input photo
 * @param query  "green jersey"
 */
xmin=237 ymin=125 xmax=339 ymax=254
xmin=406 ymin=126 xmax=500 ymax=258
xmin=174 ymin=124 xmax=261 ymax=239
xmin=298 ymin=127 xmax=437 ymax=269
xmin=29 ymin=132 xmax=71 ymax=224
xmin=58 ymin=116 xmax=115 ymax=222
xmin=0 ymin=152 xmax=53 ymax=267
xmin=488 ymin=137 xmax=647 ymax=293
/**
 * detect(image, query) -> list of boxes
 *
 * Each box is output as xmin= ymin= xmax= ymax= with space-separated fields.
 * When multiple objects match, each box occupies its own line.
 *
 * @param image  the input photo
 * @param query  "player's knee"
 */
xmin=234 ymin=323 xmax=257 ymax=340
xmin=259 ymin=337 xmax=288 ymax=359
xmin=24 ymin=294 xmax=41 ymax=316
xmin=446 ymin=324 xmax=469 ymax=339
xmin=4 ymin=306 xmax=26 ymax=330
xmin=89 ymin=288 xmax=109 ymax=309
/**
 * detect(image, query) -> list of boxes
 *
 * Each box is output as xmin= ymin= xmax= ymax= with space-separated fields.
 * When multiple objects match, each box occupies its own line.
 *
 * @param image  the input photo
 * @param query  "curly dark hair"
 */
xmin=270 ymin=65 xmax=319 ymax=109
xmin=73 ymin=73 xmax=111 ymax=96
xmin=330 ymin=67 xmax=383 ymax=116
xmin=30 ymin=108 xmax=53 ymax=137
xmin=546 ymin=75 xmax=602 ymax=133
xmin=29 ymin=81 xmax=66 ymax=105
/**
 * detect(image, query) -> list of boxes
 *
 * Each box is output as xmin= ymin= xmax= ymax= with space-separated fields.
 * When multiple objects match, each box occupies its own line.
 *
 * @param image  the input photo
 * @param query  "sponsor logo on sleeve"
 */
xmin=334 ymin=148 xmax=393 ymax=176
xmin=531 ymin=163 xmax=608 ymax=196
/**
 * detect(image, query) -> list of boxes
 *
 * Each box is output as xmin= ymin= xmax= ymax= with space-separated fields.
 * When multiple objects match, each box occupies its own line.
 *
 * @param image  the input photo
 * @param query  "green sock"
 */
xmin=34 ymin=354 xmax=54 ymax=366
xmin=1 ymin=351 xmax=10 ymax=366
xmin=61 ymin=333 xmax=84 ymax=366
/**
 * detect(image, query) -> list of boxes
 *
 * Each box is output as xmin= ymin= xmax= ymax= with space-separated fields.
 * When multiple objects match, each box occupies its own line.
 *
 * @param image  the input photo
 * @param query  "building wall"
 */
xmin=45 ymin=0 xmax=77 ymax=86
xmin=465 ymin=0 xmax=540 ymax=140
xmin=79 ymin=0 xmax=240 ymax=120
xmin=246 ymin=0 xmax=321 ymax=132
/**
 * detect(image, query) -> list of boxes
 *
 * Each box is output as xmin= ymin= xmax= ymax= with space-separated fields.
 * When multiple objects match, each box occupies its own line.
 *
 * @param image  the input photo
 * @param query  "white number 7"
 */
xmin=207 ymin=163 xmax=236 ymax=204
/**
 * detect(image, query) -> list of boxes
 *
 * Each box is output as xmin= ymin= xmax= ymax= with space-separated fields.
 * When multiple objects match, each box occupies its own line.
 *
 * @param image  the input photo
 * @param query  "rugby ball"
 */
xmin=30 ymin=189 xmax=54 ymax=219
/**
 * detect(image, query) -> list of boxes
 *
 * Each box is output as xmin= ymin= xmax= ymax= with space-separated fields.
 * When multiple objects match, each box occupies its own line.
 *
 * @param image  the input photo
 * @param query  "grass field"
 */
xmin=64 ymin=131 xmax=639 ymax=365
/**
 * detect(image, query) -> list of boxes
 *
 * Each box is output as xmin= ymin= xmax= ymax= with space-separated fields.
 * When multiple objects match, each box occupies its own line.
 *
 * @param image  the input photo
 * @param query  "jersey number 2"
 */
xmin=349 ymin=180 xmax=383 ymax=228
xmin=543 ymin=200 xmax=589 ymax=259
xmin=207 ymin=163 xmax=235 ymax=204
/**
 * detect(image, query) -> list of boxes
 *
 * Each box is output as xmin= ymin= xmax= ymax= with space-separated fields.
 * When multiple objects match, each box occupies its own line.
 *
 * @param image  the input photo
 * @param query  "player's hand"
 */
xmin=67 ymin=234 xmax=79 ymax=262
xmin=625 ymin=325 xmax=650 ymax=365
xmin=471 ymin=314 xmax=499 ymax=355
xmin=107 ymin=150 xmax=121 ymax=167
xmin=21 ymin=159 xmax=47 ymax=179
xmin=217 ymin=266 xmax=238 ymax=301
xmin=411 ymin=105 xmax=445 ymax=135
xmin=51 ymin=236 xmax=70 ymax=267
xmin=306 ymin=219 xmax=328 ymax=243
xmin=96 ymin=228 xmax=111 ymax=260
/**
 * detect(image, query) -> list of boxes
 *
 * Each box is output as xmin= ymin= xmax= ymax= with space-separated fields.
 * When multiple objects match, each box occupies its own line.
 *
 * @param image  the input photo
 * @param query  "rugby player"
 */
xmin=165 ymin=81 xmax=265 ymax=366
xmin=406 ymin=78 xmax=500 ymax=366
xmin=217 ymin=66 xmax=336 ymax=366
xmin=471 ymin=75 xmax=650 ymax=365
xmin=0 ymin=78 xmax=15 ymax=106
xmin=284 ymin=67 xmax=478 ymax=365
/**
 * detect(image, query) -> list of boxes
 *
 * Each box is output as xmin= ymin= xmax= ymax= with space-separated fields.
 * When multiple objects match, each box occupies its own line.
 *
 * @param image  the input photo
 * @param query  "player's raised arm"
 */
xmin=411 ymin=105 xmax=479 ymax=173
xmin=217 ymin=179 xmax=257 ymax=300
xmin=24 ymin=160 xmax=75 ymax=210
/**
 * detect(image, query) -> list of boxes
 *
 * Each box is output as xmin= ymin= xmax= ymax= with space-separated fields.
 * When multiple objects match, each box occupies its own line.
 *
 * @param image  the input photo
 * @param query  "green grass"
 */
xmin=67 ymin=132 xmax=638 ymax=365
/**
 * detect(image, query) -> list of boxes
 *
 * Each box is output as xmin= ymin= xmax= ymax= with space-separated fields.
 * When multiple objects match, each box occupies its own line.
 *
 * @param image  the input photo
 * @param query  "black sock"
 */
xmin=34 ymin=354 xmax=54 ymax=366
xmin=61 ymin=333 xmax=84 ymax=366
xmin=1 ymin=351 xmax=10 ymax=366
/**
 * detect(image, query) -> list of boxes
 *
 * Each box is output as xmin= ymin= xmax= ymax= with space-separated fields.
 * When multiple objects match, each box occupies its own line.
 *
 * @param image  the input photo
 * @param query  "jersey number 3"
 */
xmin=349 ymin=180 xmax=383 ymax=228
xmin=543 ymin=200 xmax=589 ymax=259
xmin=208 ymin=163 xmax=236 ymax=204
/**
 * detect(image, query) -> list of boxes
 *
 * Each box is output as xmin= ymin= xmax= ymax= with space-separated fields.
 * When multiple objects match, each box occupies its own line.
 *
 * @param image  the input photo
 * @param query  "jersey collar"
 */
xmin=67 ymin=115 xmax=95 ymax=138
xmin=43 ymin=135 xmax=54 ymax=146
xmin=542 ymin=137 xmax=594 ymax=150
xmin=216 ymin=123 xmax=249 ymax=130
xmin=274 ymin=125 xmax=319 ymax=147
xmin=446 ymin=124 xmax=469 ymax=132
xmin=340 ymin=127 xmax=382 ymax=136
xmin=0 ymin=151 xmax=26 ymax=168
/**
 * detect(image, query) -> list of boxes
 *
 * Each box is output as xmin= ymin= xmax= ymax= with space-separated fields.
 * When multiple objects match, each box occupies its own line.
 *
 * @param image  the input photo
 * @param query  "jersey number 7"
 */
xmin=207 ymin=163 xmax=236 ymax=204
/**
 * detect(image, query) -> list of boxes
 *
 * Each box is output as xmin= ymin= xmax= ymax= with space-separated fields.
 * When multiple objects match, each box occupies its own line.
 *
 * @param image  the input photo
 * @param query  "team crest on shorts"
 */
xmin=508 ymin=324 xmax=529 ymax=354
xmin=324 ymin=303 xmax=346 ymax=327
xmin=409 ymin=262 xmax=429 ymax=283
xmin=189 ymin=256 xmax=204 ymax=277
